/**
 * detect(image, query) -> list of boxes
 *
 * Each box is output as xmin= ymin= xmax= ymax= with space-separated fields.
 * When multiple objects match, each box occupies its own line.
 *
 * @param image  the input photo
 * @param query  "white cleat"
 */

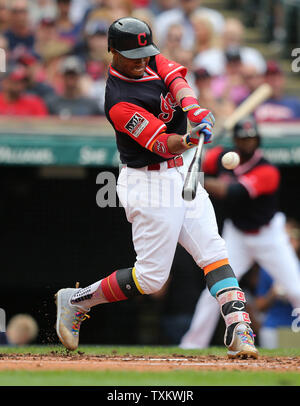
xmin=55 ymin=288 xmax=90 ymax=351
xmin=227 ymin=323 xmax=258 ymax=359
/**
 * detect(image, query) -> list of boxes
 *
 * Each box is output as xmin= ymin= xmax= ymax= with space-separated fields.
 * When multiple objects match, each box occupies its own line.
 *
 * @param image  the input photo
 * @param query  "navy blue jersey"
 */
xmin=203 ymin=147 xmax=281 ymax=231
xmin=105 ymin=54 xmax=187 ymax=168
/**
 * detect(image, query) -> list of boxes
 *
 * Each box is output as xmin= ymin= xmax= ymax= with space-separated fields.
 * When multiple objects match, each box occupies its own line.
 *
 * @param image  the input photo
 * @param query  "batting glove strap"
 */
xmin=182 ymin=103 xmax=200 ymax=112
xmin=181 ymin=133 xmax=195 ymax=149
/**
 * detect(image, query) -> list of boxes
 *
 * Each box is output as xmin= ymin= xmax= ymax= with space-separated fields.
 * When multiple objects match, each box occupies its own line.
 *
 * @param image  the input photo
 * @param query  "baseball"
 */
xmin=221 ymin=152 xmax=240 ymax=170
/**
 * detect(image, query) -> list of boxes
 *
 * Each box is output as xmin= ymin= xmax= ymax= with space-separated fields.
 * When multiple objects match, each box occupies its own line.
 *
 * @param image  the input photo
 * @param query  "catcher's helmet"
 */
xmin=108 ymin=17 xmax=160 ymax=59
xmin=233 ymin=115 xmax=260 ymax=140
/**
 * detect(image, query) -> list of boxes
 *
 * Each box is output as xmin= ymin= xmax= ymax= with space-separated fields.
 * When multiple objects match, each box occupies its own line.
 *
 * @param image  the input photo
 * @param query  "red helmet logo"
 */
xmin=138 ymin=32 xmax=147 ymax=46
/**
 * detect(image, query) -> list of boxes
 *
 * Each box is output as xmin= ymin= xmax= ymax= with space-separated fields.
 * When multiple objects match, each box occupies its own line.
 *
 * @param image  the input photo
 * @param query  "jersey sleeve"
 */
xmin=108 ymin=101 xmax=166 ymax=150
xmin=154 ymin=54 xmax=187 ymax=87
xmin=238 ymin=164 xmax=280 ymax=198
xmin=202 ymin=146 xmax=224 ymax=175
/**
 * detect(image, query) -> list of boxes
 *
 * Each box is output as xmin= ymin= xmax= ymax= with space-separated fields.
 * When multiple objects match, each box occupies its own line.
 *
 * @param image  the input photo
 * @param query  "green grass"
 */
xmin=0 ymin=369 xmax=300 ymax=386
xmin=2 ymin=345 xmax=300 ymax=357
xmin=0 ymin=345 xmax=300 ymax=386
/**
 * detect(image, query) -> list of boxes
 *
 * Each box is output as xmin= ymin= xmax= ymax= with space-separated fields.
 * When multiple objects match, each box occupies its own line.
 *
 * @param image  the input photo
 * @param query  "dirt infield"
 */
xmin=0 ymin=353 xmax=300 ymax=372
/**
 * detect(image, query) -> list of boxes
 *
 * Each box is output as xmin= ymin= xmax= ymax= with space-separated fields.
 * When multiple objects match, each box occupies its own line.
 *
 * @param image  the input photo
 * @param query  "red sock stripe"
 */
xmin=109 ymin=271 xmax=128 ymax=301
xmin=101 ymin=271 xmax=128 ymax=302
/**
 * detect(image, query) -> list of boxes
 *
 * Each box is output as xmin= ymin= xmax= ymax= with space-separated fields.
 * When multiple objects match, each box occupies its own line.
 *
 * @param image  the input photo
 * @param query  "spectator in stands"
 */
xmin=131 ymin=6 xmax=155 ymax=29
xmin=72 ymin=19 xmax=110 ymax=113
xmin=194 ymin=17 xmax=266 ymax=77
xmin=16 ymin=51 xmax=56 ymax=100
xmin=193 ymin=67 xmax=234 ymax=121
xmin=159 ymin=23 xmax=184 ymax=61
xmin=222 ymin=18 xmax=266 ymax=71
xmin=0 ymin=64 xmax=48 ymax=116
xmin=55 ymin=0 xmax=82 ymax=45
xmin=34 ymin=17 xmax=68 ymax=62
xmin=32 ymin=17 xmax=73 ymax=94
xmin=84 ymin=63 xmax=108 ymax=115
xmin=132 ymin=0 xmax=150 ymax=7
xmin=69 ymin=0 xmax=93 ymax=25
xmin=255 ymin=60 xmax=300 ymax=122
xmin=28 ymin=0 xmax=57 ymax=27
xmin=0 ymin=0 xmax=10 ymax=32
xmin=72 ymin=19 xmax=110 ymax=78
xmin=211 ymin=45 xmax=249 ymax=107
xmin=255 ymin=219 xmax=300 ymax=349
xmin=154 ymin=0 xmax=225 ymax=50
xmin=102 ymin=0 xmax=134 ymax=20
xmin=191 ymin=10 xmax=220 ymax=58
xmin=150 ymin=0 xmax=179 ymax=16
xmin=82 ymin=0 xmax=132 ymax=28
xmin=4 ymin=0 xmax=36 ymax=55
xmin=241 ymin=64 xmax=264 ymax=96
xmin=46 ymin=55 xmax=102 ymax=117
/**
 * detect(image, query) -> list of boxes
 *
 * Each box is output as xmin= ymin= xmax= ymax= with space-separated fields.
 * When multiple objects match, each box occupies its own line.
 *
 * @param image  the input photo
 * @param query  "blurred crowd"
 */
xmin=0 ymin=0 xmax=299 ymax=122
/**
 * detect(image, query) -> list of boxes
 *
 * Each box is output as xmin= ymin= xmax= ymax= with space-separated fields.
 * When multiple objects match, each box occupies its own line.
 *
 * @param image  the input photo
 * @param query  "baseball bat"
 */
xmin=182 ymin=83 xmax=272 ymax=201
xmin=182 ymin=132 xmax=205 ymax=201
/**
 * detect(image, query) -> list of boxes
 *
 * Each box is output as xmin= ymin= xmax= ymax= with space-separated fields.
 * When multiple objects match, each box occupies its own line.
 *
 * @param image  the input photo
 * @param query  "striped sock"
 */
xmin=203 ymin=259 xmax=251 ymax=347
xmin=70 ymin=267 xmax=144 ymax=308
xmin=203 ymin=259 xmax=240 ymax=297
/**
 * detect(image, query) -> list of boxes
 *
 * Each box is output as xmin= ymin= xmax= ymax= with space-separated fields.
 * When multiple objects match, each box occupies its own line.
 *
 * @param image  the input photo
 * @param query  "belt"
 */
xmin=147 ymin=155 xmax=183 ymax=171
xmin=244 ymin=229 xmax=260 ymax=235
xmin=243 ymin=222 xmax=270 ymax=235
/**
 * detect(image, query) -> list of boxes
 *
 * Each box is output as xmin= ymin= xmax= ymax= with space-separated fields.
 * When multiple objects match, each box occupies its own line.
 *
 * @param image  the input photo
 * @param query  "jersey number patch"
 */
xmin=125 ymin=112 xmax=149 ymax=138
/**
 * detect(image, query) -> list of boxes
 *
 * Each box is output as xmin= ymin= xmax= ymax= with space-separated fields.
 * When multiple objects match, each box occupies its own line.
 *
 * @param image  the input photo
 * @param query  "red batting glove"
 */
xmin=181 ymin=97 xmax=215 ymax=128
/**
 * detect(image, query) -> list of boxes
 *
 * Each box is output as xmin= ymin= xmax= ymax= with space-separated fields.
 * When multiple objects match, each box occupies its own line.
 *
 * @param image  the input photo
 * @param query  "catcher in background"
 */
xmin=180 ymin=115 xmax=300 ymax=349
xmin=54 ymin=17 xmax=258 ymax=358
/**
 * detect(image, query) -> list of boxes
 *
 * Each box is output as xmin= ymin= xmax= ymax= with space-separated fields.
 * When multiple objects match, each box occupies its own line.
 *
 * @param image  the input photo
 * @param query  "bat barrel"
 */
xmin=182 ymin=134 xmax=204 ymax=201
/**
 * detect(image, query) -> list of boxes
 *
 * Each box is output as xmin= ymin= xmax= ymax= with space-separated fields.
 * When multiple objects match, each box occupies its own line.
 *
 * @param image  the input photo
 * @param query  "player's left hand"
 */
xmin=187 ymin=107 xmax=215 ymax=129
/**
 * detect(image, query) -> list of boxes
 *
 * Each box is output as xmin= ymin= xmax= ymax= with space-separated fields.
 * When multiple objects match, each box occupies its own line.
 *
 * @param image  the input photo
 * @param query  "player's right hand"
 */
xmin=182 ymin=123 xmax=212 ymax=148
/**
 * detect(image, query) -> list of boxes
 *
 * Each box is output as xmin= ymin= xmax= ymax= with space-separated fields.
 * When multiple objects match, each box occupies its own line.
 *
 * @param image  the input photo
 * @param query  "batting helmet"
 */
xmin=233 ymin=115 xmax=261 ymax=141
xmin=108 ymin=17 xmax=160 ymax=59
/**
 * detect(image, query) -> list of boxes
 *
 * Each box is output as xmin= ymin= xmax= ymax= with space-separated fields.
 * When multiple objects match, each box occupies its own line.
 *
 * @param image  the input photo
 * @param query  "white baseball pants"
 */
xmin=180 ymin=212 xmax=300 ymax=348
xmin=117 ymin=162 xmax=228 ymax=294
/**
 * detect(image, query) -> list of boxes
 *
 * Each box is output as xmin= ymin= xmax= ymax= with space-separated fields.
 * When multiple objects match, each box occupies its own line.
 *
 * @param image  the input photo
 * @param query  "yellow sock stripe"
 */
xmin=107 ymin=275 xmax=120 ymax=301
xmin=132 ymin=267 xmax=145 ymax=294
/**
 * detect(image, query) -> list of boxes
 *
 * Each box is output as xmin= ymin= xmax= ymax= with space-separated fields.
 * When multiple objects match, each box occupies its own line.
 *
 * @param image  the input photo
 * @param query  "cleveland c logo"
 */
xmin=138 ymin=32 xmax=147 ymax=46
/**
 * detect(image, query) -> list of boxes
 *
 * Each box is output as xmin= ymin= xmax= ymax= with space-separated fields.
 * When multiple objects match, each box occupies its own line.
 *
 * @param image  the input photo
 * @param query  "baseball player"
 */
xmin=54 ymin=17 xmax=258 ymax=358
xmin=180 ymin=115 xmax=300 ymax=349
